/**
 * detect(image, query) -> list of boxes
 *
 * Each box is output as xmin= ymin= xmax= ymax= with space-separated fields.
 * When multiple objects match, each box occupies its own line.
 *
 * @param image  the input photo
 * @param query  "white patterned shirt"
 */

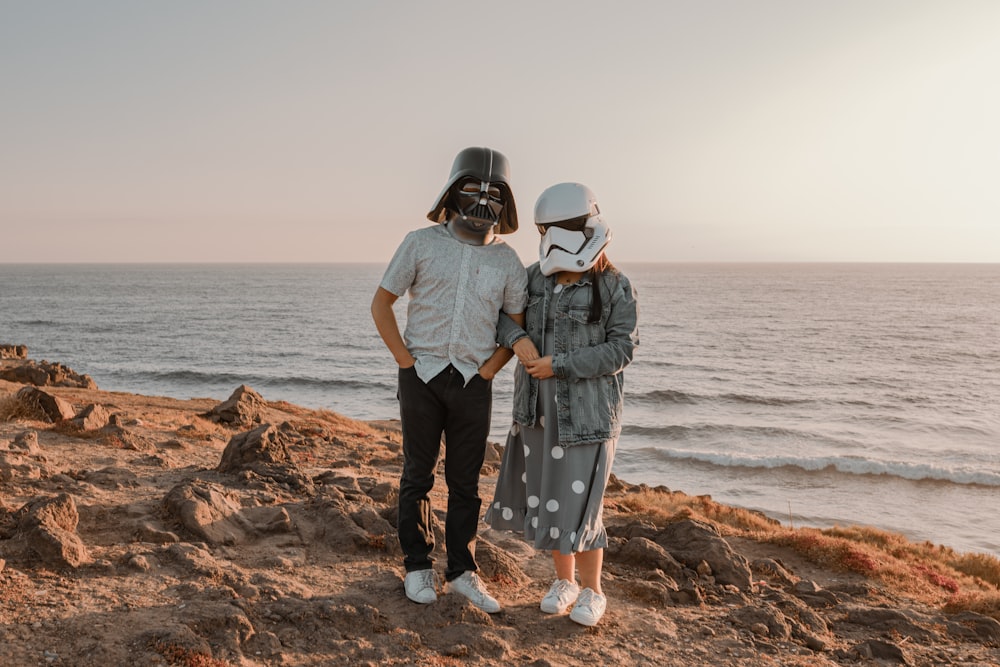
xmin=380 ymin=224 xmax=528 ymax=385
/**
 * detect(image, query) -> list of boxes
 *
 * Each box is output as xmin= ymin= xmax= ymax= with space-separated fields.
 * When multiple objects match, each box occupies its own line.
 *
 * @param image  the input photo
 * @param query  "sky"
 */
xmin=2 ymin=1 xmax=999 ymax=264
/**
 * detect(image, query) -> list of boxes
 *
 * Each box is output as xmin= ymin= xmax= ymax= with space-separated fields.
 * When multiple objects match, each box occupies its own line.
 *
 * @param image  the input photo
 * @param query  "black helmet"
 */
xmin=427 ymin=147 xmax=518 ymax=234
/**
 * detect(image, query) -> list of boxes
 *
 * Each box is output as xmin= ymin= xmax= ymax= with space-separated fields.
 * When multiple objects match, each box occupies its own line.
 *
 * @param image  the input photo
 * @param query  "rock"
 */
xmin=855 ymin=639 xmax=912 ymax=664
xmin=219 ymin=423 xmax=293 ymax=470
xmin=136 ymin=521 xmax=180 ymax=544
xmin=752 ymin=558 xmax=799 ymax=587
xmin=0 ymin=452 xmax=47 ymax=482
xmin=17 ymin=494 xmax=89 ymax=568
xmin=0 ymin=344 xmax=29 ymax=359
xmin=618 ymin=578 xmax=679 ymax=607
xmin=729 ymin=604 xmax=792 ymax=641
xmin=99 ymin=424 xmax=155 ymax=452
xmin=71 ymin=404 xmax=112 ymax=430
xmin=162 ymin=480 xmax=295 ymax=547
xmin=0 ymin=359 xmax=96 ymax=388
xmin=218 ymin=423 xmax=313 ymax=493
xmin=14 ymin=386 xmax=75 ymax=422
xmin=945 ymin=611 xmax=1000 ymax=644
xmin=791 ymin=579 xmax=839 ymax=607
xmin=656 ymin=519 xmax=753 ymax=591
xmin=843 ymin=606 xmax=939 ymax=643
xmin=475 ymin=538 xmax=530 ymax=588
xmin=10 ymin=430 xmax=41 ymax=454
xmin=163 ymin=480 xmax=252 ymax=546
xmin=615 ymin=536 xmax=687 ymax=579
xmin=202 ymin=384 xmax=267 ymax=427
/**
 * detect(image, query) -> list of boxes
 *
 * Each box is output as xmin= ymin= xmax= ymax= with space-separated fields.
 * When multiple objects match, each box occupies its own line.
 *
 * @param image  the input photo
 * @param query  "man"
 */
xmin=371 ymin=146 xmax=527 ymax=613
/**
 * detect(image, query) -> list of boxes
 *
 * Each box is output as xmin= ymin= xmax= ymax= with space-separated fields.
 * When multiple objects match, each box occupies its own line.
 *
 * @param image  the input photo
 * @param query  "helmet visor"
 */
xmin=540 ymin=225 xmax=593 ymax=258
xmin=535 ymin=214 xmax=589 ymax=235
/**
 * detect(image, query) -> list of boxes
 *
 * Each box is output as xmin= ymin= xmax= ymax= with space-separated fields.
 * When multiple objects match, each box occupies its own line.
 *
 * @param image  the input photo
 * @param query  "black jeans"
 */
xmin=397 ymin=364 xmax=492 ymax=581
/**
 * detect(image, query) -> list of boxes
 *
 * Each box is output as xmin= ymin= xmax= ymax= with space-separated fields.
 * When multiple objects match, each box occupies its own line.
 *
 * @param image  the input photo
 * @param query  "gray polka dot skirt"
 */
xmin=485 ymin=374 xmax=616 ymax=555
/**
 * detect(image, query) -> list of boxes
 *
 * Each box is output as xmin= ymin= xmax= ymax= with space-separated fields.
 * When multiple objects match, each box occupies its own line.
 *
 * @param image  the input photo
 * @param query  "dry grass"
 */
xmin=0 ymin=391 xmax=48 ymax=422
xmin=615 ymin=486 xmax=781 ymax=535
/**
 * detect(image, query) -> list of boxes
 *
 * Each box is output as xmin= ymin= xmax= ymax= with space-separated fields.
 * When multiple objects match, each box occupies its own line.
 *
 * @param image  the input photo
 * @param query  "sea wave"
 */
xmin=622 ymin=422 xmax=819 ymax=441
xmin=627 ymin=446 xmax=1000 ymax=487
xmin=105 ymin=368 xmax=388 ymax=393
xmin=630 ymin=389 xmax=814 ymax=407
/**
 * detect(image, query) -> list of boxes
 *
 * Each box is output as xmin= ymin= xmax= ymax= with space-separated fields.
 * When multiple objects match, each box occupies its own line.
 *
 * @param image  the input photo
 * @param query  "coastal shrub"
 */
xmin=771 ymin=529 xmax=881 ymax=575
xmin=948 ymin=552 xmax=1000 ymax=589
xmin=617 ymin=487 xmax=781 ymax=535
xmin=943 ymin=591 xmax=1000 ymax=621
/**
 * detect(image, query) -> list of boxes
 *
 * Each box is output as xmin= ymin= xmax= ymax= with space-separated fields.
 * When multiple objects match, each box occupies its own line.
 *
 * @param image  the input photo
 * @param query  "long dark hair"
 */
xmin=587 ymin=254 xmax=615 ymax=324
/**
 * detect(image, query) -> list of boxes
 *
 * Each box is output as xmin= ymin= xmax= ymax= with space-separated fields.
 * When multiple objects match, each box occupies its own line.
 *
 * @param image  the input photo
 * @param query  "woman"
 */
xmin=485 ymin=182 xmax=639 ymax=626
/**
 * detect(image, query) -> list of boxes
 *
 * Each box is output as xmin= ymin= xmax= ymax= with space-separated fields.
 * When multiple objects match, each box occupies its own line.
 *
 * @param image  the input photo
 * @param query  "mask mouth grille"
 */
xmin=455 ymin=179 xmax=504 ymax=222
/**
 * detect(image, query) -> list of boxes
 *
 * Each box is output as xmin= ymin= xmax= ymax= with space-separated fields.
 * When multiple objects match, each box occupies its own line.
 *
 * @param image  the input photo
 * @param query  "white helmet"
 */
xmin=535 ymin=183 xmax=612 ymax=276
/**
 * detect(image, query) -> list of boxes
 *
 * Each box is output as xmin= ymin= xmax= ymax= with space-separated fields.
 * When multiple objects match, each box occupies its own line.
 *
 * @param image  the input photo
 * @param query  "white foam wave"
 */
xmin=639 ymin=447 xmax=1000 ymax=487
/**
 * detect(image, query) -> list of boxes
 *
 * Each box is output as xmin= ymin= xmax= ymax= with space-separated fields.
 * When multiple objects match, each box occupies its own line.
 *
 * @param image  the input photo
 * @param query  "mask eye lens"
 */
xmin=459 ymin=182 xmax=480 ymax=195
xmin=539 ymin=216 xmax=589 ymax=233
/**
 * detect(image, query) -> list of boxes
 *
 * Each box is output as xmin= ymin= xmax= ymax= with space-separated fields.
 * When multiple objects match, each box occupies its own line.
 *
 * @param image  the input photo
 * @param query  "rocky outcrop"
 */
xmin=163 ymin=479 xmax=292 ymax=546
xmin=656 ymin=518 xmax=754 ymax=591
xmin=0 ymin=344 xmax=28 ymax=360
xmin=217 ymin=422 xmax=313 ymax=492
xmin=0 ymin=358 xmax=96 ymax=388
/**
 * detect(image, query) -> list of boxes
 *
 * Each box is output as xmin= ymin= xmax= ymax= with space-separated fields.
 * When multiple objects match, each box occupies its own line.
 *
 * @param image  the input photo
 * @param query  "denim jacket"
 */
xmin=497 ymin=262 xmax=639 ymax=446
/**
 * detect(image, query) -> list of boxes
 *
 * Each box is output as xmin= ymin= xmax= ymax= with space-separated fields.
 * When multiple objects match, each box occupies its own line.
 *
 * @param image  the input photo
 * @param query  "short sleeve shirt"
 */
xmin=380 ymin=224 xmax=528 ymax=384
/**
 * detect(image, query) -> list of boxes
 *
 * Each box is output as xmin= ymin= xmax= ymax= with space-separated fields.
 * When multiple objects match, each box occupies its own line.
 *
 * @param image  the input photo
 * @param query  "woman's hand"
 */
xmin=512 ymin=337 xmax=540 ymax=364
xmin=523 ymin=355 xmax=554 ymax=379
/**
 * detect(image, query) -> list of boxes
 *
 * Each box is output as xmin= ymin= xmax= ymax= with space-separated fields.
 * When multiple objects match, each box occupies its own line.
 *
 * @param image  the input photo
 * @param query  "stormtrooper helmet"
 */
xmin=535 ymin=183 xmax=612 ymax=276
xmin=427 ymin=147 xmax=518 ymax=234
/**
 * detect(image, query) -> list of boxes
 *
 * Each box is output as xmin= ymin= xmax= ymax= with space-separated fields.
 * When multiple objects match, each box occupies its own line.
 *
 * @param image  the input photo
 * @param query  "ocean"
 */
xmin=2 ymin=262 xmax=998 ymax=556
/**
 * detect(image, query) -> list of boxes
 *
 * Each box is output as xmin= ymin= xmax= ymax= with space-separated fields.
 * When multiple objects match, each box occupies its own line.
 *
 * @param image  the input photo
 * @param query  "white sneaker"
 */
xmin=540 ymin=578 xmax=580 ymax=614
xmin=569 ymin=588 xmax=607 ymax=626
xmin=448 ymin=571 xmax=501 ymax=613
xmin=404 ymin=569 xmax=438 ymax=604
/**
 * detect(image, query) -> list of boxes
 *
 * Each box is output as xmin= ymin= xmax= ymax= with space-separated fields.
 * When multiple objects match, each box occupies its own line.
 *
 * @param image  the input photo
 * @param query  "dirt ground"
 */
xmin=1 ymin=379 xmax=998 ymax=666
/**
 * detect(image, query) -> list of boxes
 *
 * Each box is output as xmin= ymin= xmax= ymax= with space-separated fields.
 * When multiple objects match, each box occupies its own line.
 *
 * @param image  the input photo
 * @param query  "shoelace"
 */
xmin=550 ymin=580 xmax=576 ymax=599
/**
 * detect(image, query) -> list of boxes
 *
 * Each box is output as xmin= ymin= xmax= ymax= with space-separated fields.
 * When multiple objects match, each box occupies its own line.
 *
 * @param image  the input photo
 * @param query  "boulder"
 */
xmin=615 ymin=536 xmax=687 ymax=579
xmin=17 ymin=493 xmax=89 ymax=568
xmin=219 ymin=423 xmax=293 ymax=471
xmin=655 ymin=519 xmax=753 ymax=591
xmin=163 ymin=480 xmax=252 ymax=546
xmin=162 ymin=480 xmax=293 ymax=546
xmin=218 ymin=423 xmax=313 ymax=492
xmin=14 ymin=386 xmax=75 ymax=422
xmin=202 ymin=384 xmax=267 ymax=427
xmin=72 ymin=404 xmax=112 ymax=431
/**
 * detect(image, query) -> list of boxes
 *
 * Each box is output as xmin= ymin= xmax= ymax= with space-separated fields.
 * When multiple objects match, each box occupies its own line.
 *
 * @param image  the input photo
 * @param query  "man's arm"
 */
xmin=479 ymin=311 xmax=525 ymax=380
xmin=371 ymin=287 xmax=416 ymax=368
